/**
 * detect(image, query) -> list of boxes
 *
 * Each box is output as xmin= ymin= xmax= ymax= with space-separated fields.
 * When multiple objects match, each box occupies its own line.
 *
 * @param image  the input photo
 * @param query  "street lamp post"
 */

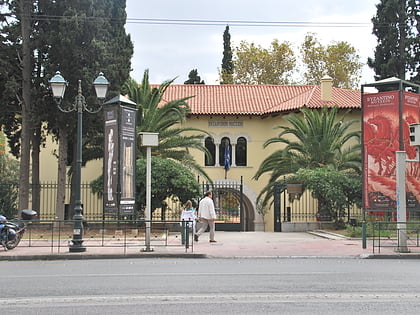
xmin=49 ymin=71 xmax=109 ymax=252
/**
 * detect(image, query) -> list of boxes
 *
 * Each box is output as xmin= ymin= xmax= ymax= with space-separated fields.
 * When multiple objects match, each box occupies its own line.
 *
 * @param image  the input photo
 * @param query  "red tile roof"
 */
xmin=157 ymin=84 xmax=361 ymax=116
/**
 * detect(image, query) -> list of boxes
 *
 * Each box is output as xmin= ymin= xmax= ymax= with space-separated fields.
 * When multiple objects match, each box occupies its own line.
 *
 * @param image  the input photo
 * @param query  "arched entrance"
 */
xmin=201 ymin=178 xmax=261 ymax=231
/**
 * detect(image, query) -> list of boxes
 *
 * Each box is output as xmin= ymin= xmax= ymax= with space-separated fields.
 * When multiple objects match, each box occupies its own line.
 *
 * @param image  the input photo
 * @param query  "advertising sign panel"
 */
xmin=363 ymin=91 xmax=420 ymax=211
xmin=119 ymin=107 xmax=137 ymax=215
xmin=103 ymin=105 xmax=137 ymax=216
xmin=104 ymin=106 xmax=119 ymax=215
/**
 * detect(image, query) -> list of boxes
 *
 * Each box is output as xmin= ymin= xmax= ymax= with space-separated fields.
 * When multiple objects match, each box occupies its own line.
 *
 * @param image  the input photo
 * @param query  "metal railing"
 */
xmin=0 ymin=182 xmax=184 ymax=221
xmin=16 ymin=219 xmax=194 ymax=254
xmin=372 ymin=221 xmax=420 ymax=253
xmin=280 ymin=189 xmax=363 ymax=222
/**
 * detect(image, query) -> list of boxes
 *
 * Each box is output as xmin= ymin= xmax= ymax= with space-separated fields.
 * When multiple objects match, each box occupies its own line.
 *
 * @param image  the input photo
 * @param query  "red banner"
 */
xmin=362 ymin=91 xmax=420 ymax=210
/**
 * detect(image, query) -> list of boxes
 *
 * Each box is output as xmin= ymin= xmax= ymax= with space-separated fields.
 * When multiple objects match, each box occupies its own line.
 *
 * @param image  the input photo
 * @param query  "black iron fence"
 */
xmin=371 ymin=221 xmax=420 ymax=253
xmin=0 ymin=182 xmax=183 ymax=221
xmin=278 ymin=188 xmax=363 ymax=223
xmin=12 ymin=219 xmax=194 ymax=253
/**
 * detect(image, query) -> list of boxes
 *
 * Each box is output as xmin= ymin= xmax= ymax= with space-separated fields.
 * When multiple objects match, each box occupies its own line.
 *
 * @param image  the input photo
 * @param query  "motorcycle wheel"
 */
xmin=5 ymin=233 xmax=22 ymax=250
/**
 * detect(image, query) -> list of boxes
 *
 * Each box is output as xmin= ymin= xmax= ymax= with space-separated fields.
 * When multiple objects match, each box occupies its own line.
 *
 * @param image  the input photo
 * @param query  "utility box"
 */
xmin=409 ymin=123 xmax=420 ymax=146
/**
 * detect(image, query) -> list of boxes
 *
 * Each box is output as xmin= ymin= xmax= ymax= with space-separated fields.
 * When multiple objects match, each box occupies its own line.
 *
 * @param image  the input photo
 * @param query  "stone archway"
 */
xmin=208 ymin=179 xmax=263 ymax=232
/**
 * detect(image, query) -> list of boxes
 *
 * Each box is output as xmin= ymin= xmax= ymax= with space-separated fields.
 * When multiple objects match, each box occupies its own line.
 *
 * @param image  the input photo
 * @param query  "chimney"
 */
xmin=321 ymin=75 xmax=333 ymax=101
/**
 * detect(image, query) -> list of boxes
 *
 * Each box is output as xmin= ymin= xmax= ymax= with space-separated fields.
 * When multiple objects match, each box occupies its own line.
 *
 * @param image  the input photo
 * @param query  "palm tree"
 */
xmin=123 ymin=70 xmax=211 ymax=181
xmin=253 ymin=106 xmax=361 ymax=208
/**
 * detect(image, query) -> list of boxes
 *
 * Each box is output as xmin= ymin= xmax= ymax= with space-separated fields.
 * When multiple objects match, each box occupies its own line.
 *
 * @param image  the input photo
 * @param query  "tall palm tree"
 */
xmin=253 ymin=106 xmax=361 ymax=208
xmin=123 ymin=70 xmax=211 ymax=181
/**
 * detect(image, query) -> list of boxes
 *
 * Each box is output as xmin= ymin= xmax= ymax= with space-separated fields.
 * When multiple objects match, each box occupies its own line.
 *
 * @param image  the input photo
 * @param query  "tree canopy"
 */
xmin=123 ymin=70 xmax=211 ymax=181
xmin=292 ymin=168 xmax=362 ymax=225
xmin=135 ymin=157 xmax=200 ymax=215
xmin=184 ymin=69 xmax=205 ymax=84
xmin=253 ymin=106 xmax=361 ymax=210
xmin=232 ymin=39 xmax=296 ymax=85
xmin=220 ymin=25 xmax=234 ymax=84
xmin=300 ymin=33 xmax=362 ymax=89
xmin=0 ymin=0 xmax=133 ymax=216
xmin=220 ymin=33 xmax=363 ymax=87
xmin=368 ymin=0 xmax=419 ymax=84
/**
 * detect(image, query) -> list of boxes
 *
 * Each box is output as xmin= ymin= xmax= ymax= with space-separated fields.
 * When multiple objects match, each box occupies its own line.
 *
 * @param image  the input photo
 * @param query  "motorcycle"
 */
xmin=0 ymin=209 xmax=37 ymax=251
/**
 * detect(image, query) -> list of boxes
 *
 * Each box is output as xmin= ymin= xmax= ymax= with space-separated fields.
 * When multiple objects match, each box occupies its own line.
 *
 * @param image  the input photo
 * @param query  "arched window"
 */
xmin=204 ymin=137 xmax=215 ymax=166
xmin=236 ymin=137 xmax=247 ymax=166
xmin=219 ymin=137 xmax=231 ymax=167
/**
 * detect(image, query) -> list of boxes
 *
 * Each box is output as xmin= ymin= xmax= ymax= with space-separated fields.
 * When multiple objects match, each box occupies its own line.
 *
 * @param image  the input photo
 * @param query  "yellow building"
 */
xmin=37 ymin=76 xmax=361 ymax=231
xmin=157 ymin=76 xmax=361 ymax=231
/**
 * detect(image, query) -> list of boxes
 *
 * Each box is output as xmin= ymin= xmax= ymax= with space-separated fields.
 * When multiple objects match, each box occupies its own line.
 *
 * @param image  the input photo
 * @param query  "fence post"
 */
xmin=181 ymin=220 xmax=186 ymax=245
xmin=185 ymin=220 xmax=190 ymax=250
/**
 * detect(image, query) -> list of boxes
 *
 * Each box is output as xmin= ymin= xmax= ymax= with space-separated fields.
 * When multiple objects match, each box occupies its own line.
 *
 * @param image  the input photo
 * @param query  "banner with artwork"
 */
xmin=103 ymin=105 xmax=137 ymax=216
xmin=119 ymin=106 xmax=137 ymax=215
xmin=363 ymin=91 xmax=420 ymax=211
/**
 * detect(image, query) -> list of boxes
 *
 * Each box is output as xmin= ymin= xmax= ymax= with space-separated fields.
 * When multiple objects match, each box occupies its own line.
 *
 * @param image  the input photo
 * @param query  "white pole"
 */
xmin=396 ymin=151 xmax=409 ymax=252
xmin=143 ymin=145 xmax=153 ymax=252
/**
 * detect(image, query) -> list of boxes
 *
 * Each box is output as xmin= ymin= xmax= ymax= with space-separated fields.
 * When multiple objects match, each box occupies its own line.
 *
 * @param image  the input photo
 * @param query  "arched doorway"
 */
xmin=201 ymin=179 xmax=260 ymax=231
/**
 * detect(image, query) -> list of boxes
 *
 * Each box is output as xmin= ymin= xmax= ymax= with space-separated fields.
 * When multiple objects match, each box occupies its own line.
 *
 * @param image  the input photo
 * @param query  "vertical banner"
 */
xmin=104 ymin=106 xmax=119 ymax=215
xmin=363 ymin=91 xmax=399 ymax=210
xmin=119 ymin=107 xmax=137 ymax=215
xmin=363 ymin=91 xmax=420 ymax=211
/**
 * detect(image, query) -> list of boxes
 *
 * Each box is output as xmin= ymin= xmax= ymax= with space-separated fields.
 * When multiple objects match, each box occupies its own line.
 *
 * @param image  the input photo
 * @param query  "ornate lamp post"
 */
xmin=49 ymin=71 xmax=109 ymax=252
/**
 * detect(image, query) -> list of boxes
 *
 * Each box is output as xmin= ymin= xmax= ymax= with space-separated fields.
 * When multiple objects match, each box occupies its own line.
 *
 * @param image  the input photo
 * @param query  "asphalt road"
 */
xmin=1 ymin=258 xmax=420 ymax=314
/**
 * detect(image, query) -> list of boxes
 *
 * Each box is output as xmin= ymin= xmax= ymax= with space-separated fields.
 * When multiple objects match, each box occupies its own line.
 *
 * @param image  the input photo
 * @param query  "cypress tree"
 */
xmin=0 ymin=0 xmax=133 ymax=217
xmin=220 ymin=25 xmax=234 ymax=84
xmin=184 ymin=69 xmax=205 ymax=84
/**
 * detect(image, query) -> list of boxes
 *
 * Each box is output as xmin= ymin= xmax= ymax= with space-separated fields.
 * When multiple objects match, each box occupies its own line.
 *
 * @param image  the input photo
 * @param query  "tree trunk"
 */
xmin=18 ymin=0 xmax=32 ymax=211
xmin=56 ymin=126 xmax=68 ymax=220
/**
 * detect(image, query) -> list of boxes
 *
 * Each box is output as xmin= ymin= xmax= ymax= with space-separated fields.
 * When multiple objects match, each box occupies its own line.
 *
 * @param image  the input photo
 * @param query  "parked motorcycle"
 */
xmin=0 ymin=209 xmax=37 ymax=250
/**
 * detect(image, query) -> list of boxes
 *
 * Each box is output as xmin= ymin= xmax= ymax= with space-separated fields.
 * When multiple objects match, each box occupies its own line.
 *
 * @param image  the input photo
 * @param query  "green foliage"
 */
xmin=184 ymin=69 xmax=205 ymax=84
xmin=90 ymin=157 xmax=200 ymax=218
xmin=136 ymin=157 xmax=200 ymax=217
xmin=292 ymin=168 xmax=362 ymax=223
xmin=254 ymin=106 xmax=361 ymax=209
xmin=220 ymin=25 xmax=234 ymax=84
xmin=300 ymin=33 xmax=363 ymax=89
xmin=0 ymin=156 xmax=19 ymax=218
xmin=123 ymin=70 xmax=211 ymax=181
xmin=227 ymin=33 xmax=362 ymax=87
xmin=368 ymin=0 xmax=419 ymax=83
xmin=232 ymin=39 xmax=296 ymax=84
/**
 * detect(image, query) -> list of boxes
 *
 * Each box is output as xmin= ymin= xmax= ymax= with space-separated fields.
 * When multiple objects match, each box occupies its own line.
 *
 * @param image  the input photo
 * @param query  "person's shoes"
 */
xmin=209 ymin=240 xmax=217 ymax=243
xmin=194 ymin=234 xmax=199 ymax=242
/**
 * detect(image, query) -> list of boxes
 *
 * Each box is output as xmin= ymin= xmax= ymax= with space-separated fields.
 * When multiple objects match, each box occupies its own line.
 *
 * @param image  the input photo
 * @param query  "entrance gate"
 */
xmin=201 ymin=179 xmax=244 ymax=231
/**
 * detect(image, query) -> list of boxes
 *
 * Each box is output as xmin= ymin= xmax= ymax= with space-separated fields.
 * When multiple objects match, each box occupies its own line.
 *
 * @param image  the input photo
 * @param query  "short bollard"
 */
xmin=185 ymin=222 xmax=190 ymax=249
xmin=181 ymin=220 xmax=186 ymax=245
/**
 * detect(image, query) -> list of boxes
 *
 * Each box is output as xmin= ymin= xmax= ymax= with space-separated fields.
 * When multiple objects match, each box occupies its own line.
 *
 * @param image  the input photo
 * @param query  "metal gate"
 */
xmin=201 ymin=179 xmax=244 ymax=231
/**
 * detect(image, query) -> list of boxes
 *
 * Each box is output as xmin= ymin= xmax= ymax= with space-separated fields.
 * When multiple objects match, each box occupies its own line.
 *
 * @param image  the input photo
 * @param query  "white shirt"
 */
xmin=198 ymin=196 xmax=217 ymax=220
xmin=180 ymin=208 xmax=196 ymax=227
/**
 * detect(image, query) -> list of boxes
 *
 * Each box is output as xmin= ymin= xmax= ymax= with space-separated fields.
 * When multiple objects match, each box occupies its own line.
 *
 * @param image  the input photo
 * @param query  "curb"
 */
xmin=361 ymin=253 xmax=420 ymax=259
xmin=2 ymin=253 xmax=420 ymax=261
xmin=0 ymin=253 xmax=208 ymax=261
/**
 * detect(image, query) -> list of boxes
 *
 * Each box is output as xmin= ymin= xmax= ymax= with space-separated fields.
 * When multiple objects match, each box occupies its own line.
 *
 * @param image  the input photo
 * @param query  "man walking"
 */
xmin=195 ymin=190 xmax=217 ymax=243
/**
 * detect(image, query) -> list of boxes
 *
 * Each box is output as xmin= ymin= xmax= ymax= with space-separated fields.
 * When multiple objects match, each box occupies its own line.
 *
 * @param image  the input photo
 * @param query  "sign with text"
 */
xmin=362 ymin=91 xmax=420 ymax=211
xmin=119 ymin=107 xmax=137 ymax=215
xmin=103 ymin=105 xmax=137 ymax=216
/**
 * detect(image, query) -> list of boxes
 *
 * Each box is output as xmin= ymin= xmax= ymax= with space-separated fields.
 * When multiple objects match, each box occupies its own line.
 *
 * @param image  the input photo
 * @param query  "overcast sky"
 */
xmin=125 ymin=0 xmax=379 ymax=87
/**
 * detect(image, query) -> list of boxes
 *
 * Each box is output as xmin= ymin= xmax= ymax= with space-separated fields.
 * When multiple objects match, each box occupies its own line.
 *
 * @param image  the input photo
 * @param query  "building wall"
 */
xmin=182 ymin=109 xmax=361 ymax=231
xmin=39 ymin=134 xmax=103 ymax=183
xmin=34 ymin=108 xmax=361 ymax=230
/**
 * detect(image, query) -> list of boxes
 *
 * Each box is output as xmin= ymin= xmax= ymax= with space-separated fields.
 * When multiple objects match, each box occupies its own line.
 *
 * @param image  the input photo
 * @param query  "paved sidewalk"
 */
xmin=1 ymin=231 xmax=419 ymax=261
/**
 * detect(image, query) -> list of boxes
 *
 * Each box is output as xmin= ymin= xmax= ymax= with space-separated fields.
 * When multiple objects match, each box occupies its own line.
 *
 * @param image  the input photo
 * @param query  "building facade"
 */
xmin=37 ymin=76 xmax=361 ymax=231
